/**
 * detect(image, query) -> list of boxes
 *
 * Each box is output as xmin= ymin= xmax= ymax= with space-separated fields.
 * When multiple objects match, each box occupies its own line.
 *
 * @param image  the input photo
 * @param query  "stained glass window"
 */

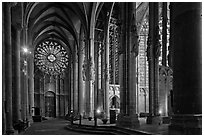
xmin=34 ymin=40 xmax=69 ymax=75
xmin=109 ymin=17 xmax=119 ymax=84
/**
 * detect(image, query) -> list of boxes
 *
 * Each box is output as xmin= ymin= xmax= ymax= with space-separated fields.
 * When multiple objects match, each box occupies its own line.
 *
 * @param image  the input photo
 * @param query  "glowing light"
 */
xmin=96 ymin=109 xmax=101 ymax=114
xmin=23 ymin=47 xmax=28 ymax=53
xmin=159 ymin=110 xmax=162 ymax=114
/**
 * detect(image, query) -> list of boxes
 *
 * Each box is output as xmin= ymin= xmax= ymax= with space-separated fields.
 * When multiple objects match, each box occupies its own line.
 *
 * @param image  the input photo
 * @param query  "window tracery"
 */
xmin=34 ymin=40 xmax=69 ymax=75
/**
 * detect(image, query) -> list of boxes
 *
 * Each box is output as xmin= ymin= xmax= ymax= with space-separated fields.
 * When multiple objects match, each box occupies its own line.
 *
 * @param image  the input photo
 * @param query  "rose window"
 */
xmin=34 ymin=40 xmax=69 ymax=75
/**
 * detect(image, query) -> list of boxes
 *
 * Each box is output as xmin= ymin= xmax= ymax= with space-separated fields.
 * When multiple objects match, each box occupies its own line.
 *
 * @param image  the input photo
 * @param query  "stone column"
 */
xmin=64 ymin=73 xmax=69 ymax=115
xmin=55 ymin=75 xmax=59 ymax=117
xmin=74 ymin=50 xmax=79 ymax=114
xmin=67 ymin=65 xmax=72 ymax=115
xmin=84 ymin=37 xmax=95 ymax=118
xmin=84 ymin=40 xmax=89 ymax=118
xmin=169 ymin=3 xmax=202 ymax=134
xmin=28 ymin=54 xmax=35 ymax=118
xmin=3 ymin=3 xmax=15 ymax=134
xmin=100 ymin=43 xmax=105 ymax=111
xmin=59 ymin=76 xmax=62 ymax=117
xmin=89 ymin=37 xmax=95 ymax=118
xmin=94 ymin=41 xmax=99 ymax=112
xmin=60 ymin=77 xmax=65 ymax=116
xmin=104 ymin=31 xmax=110 ymax=118
xmin=146 ymin=2 xmax=162 ymax=125
xmin=168 ymin=3 xmax=173 ymax=68
xmin=116 ymin=2 xmax=140 ymax=128
xmin=162 ymin=2 xmax=167 ymax=66
xmin=78 ymin=37 xmax=85 ymax=116
xmin=2 ymin=3 xmax=6 ymax=133
xmin=70 ymin=63 xmax=73 ymax=112
xmin=39 ymin=77 xmax=43 ymax=115
xmin=12 ymin=25 xmax=22 ymax=123
xmin=42 ymin=75 xmax=46 ymax=116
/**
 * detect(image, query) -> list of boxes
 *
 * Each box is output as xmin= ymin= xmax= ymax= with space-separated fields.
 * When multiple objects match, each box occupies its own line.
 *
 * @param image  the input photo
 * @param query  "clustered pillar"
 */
xmin=12 ymin=25 xmax=22 ymax=124
xmin=3 ymin=3 xmax=35 ymax=134
xmin=28 ymin=53 xmax=35 ymax=118
xmin=169 ymin=3 xmax=202 ymax=134
xmin=73 ymin=46 xmax=79 ymax=114
xmin=104 ymin=21 xmax=110 ymax=119
xmin=146 ymin=2 xmax=162 ymax=125
xmin=3 ymin=3 xmax=15 ymax=134
xmin=78 ymin=39 xmax=85 ymax=116
xmin=116 ymin=2 xmax=140 ymax=128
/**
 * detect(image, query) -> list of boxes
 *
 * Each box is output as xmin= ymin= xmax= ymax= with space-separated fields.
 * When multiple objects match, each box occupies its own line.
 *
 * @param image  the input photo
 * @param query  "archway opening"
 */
xmin=45 ymin=91 xmax=56 ymax=118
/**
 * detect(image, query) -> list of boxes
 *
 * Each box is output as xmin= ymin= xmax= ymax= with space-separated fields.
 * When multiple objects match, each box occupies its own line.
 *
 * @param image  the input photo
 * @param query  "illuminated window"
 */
xmin=34 ymin=40 xmax=69 ymax=75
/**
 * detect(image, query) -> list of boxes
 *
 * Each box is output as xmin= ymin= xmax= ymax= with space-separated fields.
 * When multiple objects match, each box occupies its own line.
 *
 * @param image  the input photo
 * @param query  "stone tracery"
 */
xmin=34 ymin=40 xmax=69 ymax=75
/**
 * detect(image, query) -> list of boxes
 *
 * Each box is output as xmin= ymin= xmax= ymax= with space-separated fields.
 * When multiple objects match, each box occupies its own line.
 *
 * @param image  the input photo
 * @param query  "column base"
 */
xmin=162 ymin=116 xmax=171 ymax=124
xmin=116 ymin=113 xmax=140 ymax=128
xmin=169 ymin=114 xmax=202 ymax=135
xmin=146 ymin=115 xmax=162 ymax=125
xmin=28 ymin=115 xmax=34 ymax=125
xmin=6 ymin=128 xmax=15 ymax=135
xmin=82 ymin=111 xmax=90 ymax=119
xmin=6 ymin=129 xmax=18 ymax=135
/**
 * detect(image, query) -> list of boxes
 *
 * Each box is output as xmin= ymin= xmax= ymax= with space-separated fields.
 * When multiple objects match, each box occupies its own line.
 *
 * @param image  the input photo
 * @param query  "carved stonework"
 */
xmin=131 ymin=14 xmax=139 ymax=57
xmin=89 ymin=57 xmax=95 ymax=81
xmin=159 ymin=66 xmax=168 ymax=82
xmin=8 ymin=2 xmax=17 ymax=7
xmin=154 ymin=26 xmax=161 ymax=58
xmin=167 ymin=45 xmax=172 ymax=67
xmin=167 ymin=68 xmax=173 ymax=90
xmin=146 ymin=35 xmax=152 ymax=61
xmin=82 ymin=57 xmax=95 ymax=81
xmin=98 ymin=42 xmax=104 ymax=56
xmin=147 ymin=26 xmax=161 ymax=61
xmin=82 ymin=59 xmax=88 ymax=81
xmin=117 ymin=20 xmax=124 ymax=55
xmin=104 ymin=63 xmax=109 ymax=81
xmin=131 ymin=35 xmax=139 ymax=57
xmin=159 ymin=66 xmax=167 ymax=77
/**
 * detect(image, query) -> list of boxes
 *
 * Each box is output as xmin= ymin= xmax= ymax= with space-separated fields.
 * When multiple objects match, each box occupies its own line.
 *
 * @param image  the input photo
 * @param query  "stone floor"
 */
xmin=74 ymin=117 xmax=171 ymax=134
xmin=22 ymin=117 xmax=184 ymax=135
xmin=22 ymin=118 xmax=90 ymax=135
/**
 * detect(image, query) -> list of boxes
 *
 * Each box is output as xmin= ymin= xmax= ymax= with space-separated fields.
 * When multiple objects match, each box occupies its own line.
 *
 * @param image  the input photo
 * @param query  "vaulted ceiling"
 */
xmin=24 ymin=2 xmax=149 ymax=55
xmin=10 ymin=2 xmax=151 ymax=74
xmin=10 ymin=2 xmax=150 ymax=75
xmin=26 ymin=2 xmax=93 ymax=55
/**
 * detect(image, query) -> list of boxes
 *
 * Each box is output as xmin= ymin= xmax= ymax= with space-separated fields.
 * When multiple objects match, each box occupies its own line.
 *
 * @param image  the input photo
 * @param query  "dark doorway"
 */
xmin=45 ymin=91 xmax=56 ymax=117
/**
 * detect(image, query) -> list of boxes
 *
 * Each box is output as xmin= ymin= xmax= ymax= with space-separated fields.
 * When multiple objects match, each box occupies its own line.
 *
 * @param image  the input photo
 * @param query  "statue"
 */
xmin=89 ymin=57 xmax=95 ymax=81
xmin=131 ymin=13 xmax=139 ymax=57
xmin=82 ymin=60 xmax=87 ymax=81
xmin=82 ymin=57 xmax=95 ymax=81
xmin=154 ymin=26 xmax=161 ymax=58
